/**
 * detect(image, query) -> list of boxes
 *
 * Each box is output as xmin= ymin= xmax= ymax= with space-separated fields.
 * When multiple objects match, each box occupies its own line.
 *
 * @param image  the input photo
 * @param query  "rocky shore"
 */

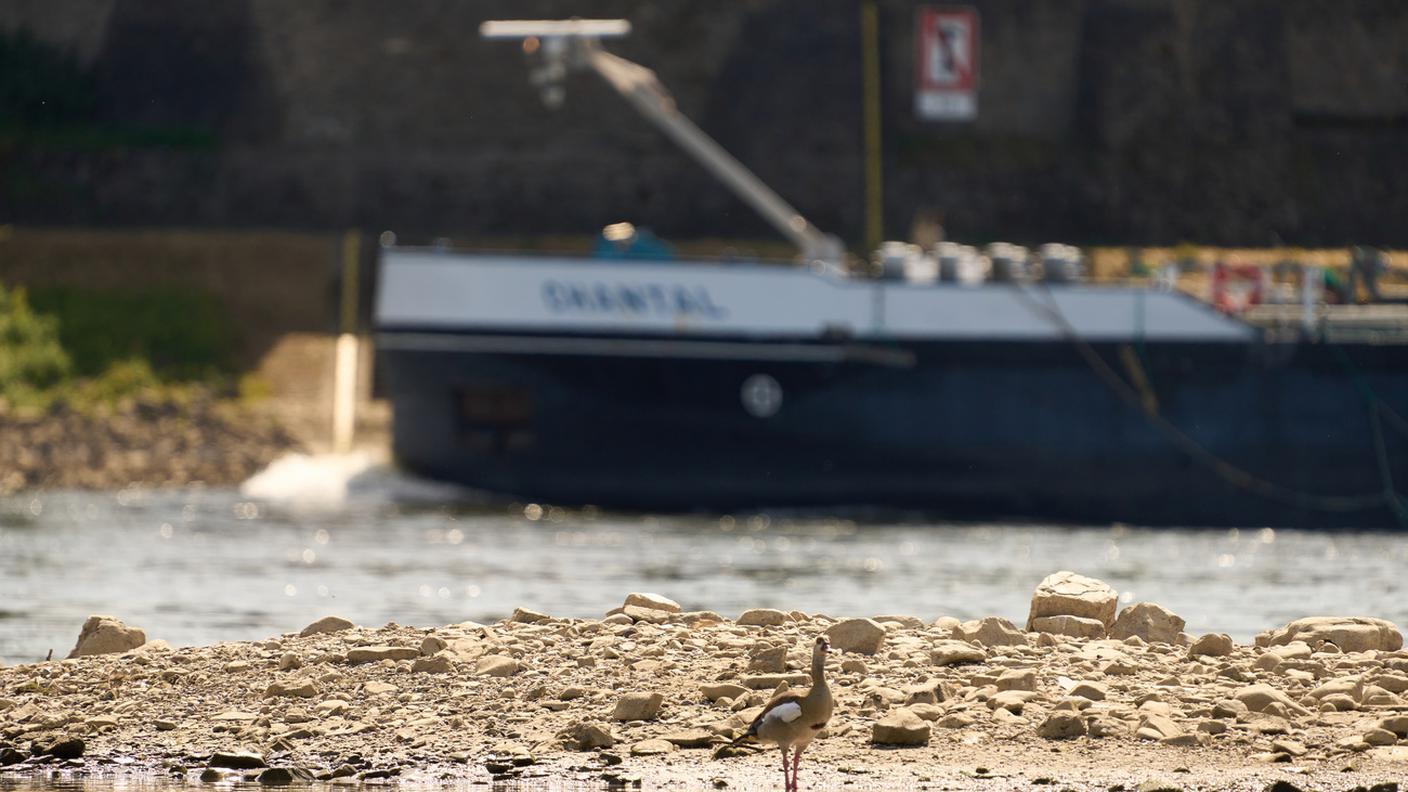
xmin=3 ymin=574 xmax=1408 ymax=791
xmin=0 ymin=393 xmax=301 ymax=495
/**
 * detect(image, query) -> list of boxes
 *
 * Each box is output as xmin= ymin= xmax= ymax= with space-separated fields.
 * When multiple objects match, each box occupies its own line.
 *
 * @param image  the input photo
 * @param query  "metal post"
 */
xmin=861 ymin=0 xmax=884 ymax=253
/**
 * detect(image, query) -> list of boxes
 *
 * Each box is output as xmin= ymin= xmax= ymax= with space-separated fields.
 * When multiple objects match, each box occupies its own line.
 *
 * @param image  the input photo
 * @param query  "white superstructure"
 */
xmin=376 ymin=249 xmax=1255 ymax=343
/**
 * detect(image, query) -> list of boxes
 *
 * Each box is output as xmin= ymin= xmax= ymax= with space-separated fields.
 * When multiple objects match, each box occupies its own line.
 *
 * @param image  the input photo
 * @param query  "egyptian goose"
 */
xmin=737 ymin=635 xmax=833 ymax=792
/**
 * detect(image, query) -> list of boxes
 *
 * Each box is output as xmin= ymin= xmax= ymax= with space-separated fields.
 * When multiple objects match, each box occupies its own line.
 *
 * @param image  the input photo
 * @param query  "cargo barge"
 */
xmin=374 ymin=20 xmax=1408 ymax=528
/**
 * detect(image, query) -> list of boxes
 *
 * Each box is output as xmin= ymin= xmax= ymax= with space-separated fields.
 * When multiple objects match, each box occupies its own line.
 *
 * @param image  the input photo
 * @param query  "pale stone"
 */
xmin=476 ymin=655 xmax=520 ymax=677
xmin=1037 ymin=711 xmax=1087 ymax=739
xmin=68 ymin=616 xmax=146 ymax=658
xmin=1070 ymin=681 xmax=1107 ymax=701
xmin=904 ymin=679 xmax=942 ymax=705
xmin=613 ymin=692 xmax=664 ymax=721
xmin=623 ymin=593 xmax=681 ymax=613
xmin=1026 ymin=571 xmax=1119 ymax=629
xmin=1211 ymin=699 xmax=1247 ymax=718
xmin=1268 ymin=641 xmax=1313 ymax=660
xmin=1187 ymin=633 xmax=1235 ymax=657
xmin=825 ymin=618 xmax=886 ymax=654
xmin=953 ymin=617 xmax=1027 ymax=647
xmin=988 ymin=690 xmax=1037 ymax=713
xmin=565 ymin=721 xmax=616 ymax=749
xmin=1364 ymin=728 xmax=1399 ymax=746
xmin=931 ymin=640 xmax=986 ymax=666
xmin=1376 ymin=674 xmax=1408 ymax=694
xmin=1266 ymin=617 xmax=1403 ymax=653
xmin=747 ymin=645 xmax=788 ymax=673
xmin=622 ymin=605 xmax=672 ymax=623
xmin=346 ymin=646 xmax=418 ymax=663
xmin=1377 ymin=716 xmax=1408 ymax=737
xmin=509 ymin=607 xmax=551 ymax=624
xmin=701 ymin=684 xmax=749 ymax=702
xmin=263 ymin=678 xmax=318 ymax=698
xmin=1198 ymin=719 xmax=1228 ymax=735
xmin=1234 ymin=684 xmax=1311 ymax=715
xmin=411 ymin=655 xmax=453 ymax=673
xmin=937 ymin=713 xmax=974 ymax=729
xmin=736 ymin=609 xmax=788 ymax=627
xmin=873 ymin=614 xmax=924 ymax=629
xmin=1309 ymin=677 xmax=1364 ymax=701
xmin=298 ymin=616 xmax=355 ymax=637
xmin=995 ymin=669 xmax=1037 ymax=692
xmin=1138 ymin=713 xmax=1184 ymax=739
xmin=871 ymin=707 xmax=930 ymax=745
xmin=931 ymin=616 xmax=961 ymax=632
xmin=630 ymin=738 xmax=675 ymax=756
xmin=1031 ymin=615 xmax=1106 ymax=639
xmin=1111 ymin=603 xmax=1185 ymax=644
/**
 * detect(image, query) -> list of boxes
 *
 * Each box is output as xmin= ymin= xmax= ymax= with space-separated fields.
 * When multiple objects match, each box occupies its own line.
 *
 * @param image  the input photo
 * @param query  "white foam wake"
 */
xmin=240 ymin=452 xmax=378 ymax=507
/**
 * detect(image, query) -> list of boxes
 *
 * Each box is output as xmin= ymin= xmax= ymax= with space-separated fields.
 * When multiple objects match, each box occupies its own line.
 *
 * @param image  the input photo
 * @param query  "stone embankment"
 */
xmin=0 ymin=394 xmax=300 ymax=494
xmin=2 ymin=572 xmax=1408 ymax=790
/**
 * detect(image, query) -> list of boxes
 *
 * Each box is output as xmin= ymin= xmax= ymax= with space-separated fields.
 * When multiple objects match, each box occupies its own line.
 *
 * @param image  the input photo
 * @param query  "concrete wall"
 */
xmin=1 ymin=1 xmax=1405 ymax=246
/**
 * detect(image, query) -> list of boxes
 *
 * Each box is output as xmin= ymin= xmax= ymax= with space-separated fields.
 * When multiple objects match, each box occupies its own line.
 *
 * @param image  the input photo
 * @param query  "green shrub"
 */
xmin=0 ymin=283 xmax=72 ymax=408
xmin=27 ymin=287 xmax=235 ymax=379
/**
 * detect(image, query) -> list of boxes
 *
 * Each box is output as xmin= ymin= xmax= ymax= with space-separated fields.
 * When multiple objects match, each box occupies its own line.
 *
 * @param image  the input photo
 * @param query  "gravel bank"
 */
xmin=2 ymin=582 xmax=1407 ymax=790
xmin=0 ymin=394 xmax=300 ymax=494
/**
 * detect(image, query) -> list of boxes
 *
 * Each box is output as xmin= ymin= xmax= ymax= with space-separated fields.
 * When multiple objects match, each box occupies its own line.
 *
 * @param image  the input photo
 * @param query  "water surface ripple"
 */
xmin=2 ymin=482 xmax=1405 ymax=664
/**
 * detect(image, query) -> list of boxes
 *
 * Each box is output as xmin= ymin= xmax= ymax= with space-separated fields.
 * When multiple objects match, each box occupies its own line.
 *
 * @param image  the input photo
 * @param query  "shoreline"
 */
xmin=3 ymin=583 xmax=1407 ymax=790
xmin=0 ymin=393 xmax=302 ymax=495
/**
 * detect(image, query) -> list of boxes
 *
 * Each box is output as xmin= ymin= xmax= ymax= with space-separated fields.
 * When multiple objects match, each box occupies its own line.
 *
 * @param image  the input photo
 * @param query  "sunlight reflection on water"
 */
xmin=2 ymin=480 xmax=1407 ymax=664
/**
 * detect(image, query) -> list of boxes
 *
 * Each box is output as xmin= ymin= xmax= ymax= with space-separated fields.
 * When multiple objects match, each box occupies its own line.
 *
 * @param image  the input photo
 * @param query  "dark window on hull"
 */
xmin=456 ymin=384 xmax=534 ymax=456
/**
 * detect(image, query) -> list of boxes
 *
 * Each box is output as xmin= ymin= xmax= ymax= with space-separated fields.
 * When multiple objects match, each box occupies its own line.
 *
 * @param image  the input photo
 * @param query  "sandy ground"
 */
xmin=2 ymin=598 xmax=1407 ymax=791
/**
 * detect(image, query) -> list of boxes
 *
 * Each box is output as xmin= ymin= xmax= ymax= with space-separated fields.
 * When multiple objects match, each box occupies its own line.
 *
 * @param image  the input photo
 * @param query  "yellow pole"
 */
xmin=861 ymin=0 xmax=884 ymax=252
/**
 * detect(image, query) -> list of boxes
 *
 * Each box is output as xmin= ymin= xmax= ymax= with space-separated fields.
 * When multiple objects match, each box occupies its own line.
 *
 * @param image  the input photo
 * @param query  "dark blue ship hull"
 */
xmin=377 ymin=331 xmax=1408 ymax=528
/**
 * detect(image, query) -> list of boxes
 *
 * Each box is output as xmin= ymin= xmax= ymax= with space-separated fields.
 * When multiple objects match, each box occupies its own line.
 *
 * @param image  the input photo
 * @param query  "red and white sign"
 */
xmin=915 ymin=7 xmax=979 ymax=121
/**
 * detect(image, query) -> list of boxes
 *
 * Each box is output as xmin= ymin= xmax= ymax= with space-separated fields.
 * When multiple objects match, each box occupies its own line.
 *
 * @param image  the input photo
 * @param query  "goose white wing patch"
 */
xmin=763 ymin=701 xmax=802 ymax=724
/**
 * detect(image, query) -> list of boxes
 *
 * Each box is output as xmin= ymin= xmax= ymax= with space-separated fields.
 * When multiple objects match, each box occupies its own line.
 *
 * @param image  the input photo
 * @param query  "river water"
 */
xmin=2 ymin=454 xmax=1406 ymax=665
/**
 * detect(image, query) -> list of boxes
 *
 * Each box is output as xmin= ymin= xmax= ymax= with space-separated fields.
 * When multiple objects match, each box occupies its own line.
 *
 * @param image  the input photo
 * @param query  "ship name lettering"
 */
xmin=542 ymin=280 xmax=727 ymax=319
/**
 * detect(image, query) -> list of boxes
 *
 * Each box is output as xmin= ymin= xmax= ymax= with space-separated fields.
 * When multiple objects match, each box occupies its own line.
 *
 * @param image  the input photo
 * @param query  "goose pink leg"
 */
xmin=791 ymin=747 xmax=805 ymax=791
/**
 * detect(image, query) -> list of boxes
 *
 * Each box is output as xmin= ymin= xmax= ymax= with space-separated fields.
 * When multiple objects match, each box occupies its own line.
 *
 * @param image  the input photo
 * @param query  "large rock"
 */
xmin=564 ymin=721 xmax=617 ymax=750
xmin=1234 ymin=684 xmax=1312 ymax=716
xmin=1266 ymin=617 xmax=1403 ymax=653
xmin=347 ymin=646 xmax=419 ymax=663
xmin=1188 ymin=633 xmax=1235 ymax=657
xmin=931 ymin=640 xmax=986 ymax=666
xmin=736 ymin=609 xmax=788 ymax=627
xmin=263 ymin=678 xmax=319 ymax=698
xmin=624 ymin=593 xmax=681 ymax=613
xmin=476 ymin=655 xmax=520 ymax=677
xmin=871 ymin=708 xmax=930 ymax=745
xmin=68 ymin=616 xmax=146 ymax=658
xmin=1031 ymin=615 xmax=1106 ymax=639
xmin=825 ymin=618 xmax=886 ymax=654
xmin=1038 ymin=711 xmax=1087 ymax=739
xmin=1111 ymin=603 xmax=1185 ymax=644
xmin=298 ymin=616 xmax=355 ymax=637
xmin=612 ymin=692 xmax=664 ymax=721
xmin=1026 ymin=571 xmax=1119 ymax=630
xmin=953 ymin=617 xmax=1027 ymax=647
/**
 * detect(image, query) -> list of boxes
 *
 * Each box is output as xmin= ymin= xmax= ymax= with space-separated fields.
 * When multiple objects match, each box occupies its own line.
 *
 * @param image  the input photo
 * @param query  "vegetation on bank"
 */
xmin=0 ymin=282 xmax=236 ymax=415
